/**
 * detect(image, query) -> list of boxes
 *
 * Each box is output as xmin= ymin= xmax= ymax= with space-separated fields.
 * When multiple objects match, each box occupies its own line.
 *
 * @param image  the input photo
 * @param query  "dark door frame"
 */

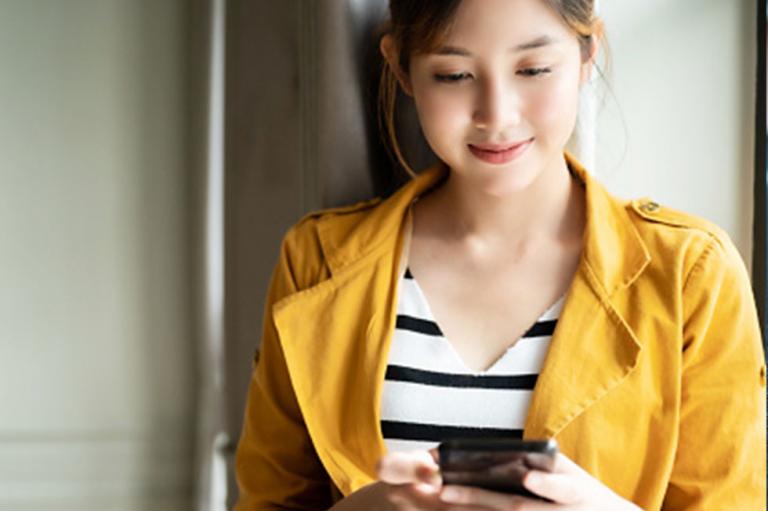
xmin=753 ymin=0 xmax=766 ymax=350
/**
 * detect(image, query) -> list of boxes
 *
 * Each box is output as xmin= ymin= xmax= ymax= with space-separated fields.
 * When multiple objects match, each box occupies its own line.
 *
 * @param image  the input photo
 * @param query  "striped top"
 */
xmin=379 ymin=268 xmax=564 ymax=453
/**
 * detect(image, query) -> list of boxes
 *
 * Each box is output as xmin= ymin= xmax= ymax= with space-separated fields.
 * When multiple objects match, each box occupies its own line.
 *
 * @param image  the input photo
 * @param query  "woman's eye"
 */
xmin=517 ymin=67 xmax=552 ymax=77
xmin=433 ymin=72 xmax=471 ymax=83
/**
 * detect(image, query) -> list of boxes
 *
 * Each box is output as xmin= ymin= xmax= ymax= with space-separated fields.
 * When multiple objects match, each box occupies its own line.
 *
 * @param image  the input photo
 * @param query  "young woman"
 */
xmin=234 ymin=1 xmax=766 ymax=509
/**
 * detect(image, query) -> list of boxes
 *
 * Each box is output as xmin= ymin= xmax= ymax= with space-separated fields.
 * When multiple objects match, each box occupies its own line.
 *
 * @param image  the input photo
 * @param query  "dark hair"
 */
xmin=378 ymin=0 xmax=604 ymax=177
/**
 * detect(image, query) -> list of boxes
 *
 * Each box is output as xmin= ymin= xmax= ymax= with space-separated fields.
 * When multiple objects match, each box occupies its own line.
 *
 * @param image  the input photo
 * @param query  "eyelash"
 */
xmin=518 ymin=67 xmax=552 ymax=77
xmin=433 ymin=67 xmax=552 ymax=83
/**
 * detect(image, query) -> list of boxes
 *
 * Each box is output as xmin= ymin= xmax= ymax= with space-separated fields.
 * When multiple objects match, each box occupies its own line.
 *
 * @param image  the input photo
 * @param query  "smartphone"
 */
xmin=438 ymin=438 xmax=558 ymax=500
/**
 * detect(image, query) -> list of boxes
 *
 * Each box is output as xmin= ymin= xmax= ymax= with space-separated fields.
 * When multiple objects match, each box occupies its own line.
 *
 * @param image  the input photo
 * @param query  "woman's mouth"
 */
xmin=468 ymin=138 xmax=534 ymax=164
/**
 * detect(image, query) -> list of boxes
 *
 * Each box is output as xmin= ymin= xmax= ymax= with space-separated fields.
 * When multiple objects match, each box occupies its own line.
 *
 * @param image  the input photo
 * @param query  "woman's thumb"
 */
xmin=376 ymin=450 xmax=441 ymax=486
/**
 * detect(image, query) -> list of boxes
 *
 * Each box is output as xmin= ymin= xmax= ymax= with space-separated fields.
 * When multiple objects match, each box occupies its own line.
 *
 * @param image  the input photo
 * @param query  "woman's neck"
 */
xmin=424 ymin=155 xmax=585 ymax=257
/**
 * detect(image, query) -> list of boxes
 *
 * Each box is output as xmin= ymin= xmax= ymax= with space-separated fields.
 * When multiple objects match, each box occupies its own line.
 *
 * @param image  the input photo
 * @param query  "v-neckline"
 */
xmin=400 ymin=200 xmax=567 ymax=375
xmin=402 ymin=267 xmax=565 ymax=376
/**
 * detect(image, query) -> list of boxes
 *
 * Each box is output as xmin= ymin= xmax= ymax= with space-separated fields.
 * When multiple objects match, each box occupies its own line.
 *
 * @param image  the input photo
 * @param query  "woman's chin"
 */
xmin=457 ymin=162 xmax=543 ymax=198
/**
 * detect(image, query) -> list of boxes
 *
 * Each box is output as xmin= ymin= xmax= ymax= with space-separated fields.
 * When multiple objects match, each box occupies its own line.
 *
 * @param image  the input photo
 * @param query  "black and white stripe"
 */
xmin=379 ymin=268 xmax=563 ymax=453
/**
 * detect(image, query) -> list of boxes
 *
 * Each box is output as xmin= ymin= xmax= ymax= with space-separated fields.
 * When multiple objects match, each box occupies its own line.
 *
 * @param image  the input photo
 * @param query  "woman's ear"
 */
xmin=580 ymin=21 xmax=603 ymax=85
xmin=579 ymin=35 xmax=600 ymax=85
xmin=380 ymin=34 xmax=414 ymax=97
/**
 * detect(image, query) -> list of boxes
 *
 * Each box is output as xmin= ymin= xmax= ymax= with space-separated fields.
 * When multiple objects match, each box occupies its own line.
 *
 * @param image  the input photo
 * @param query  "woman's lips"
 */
xmin=468 ymin=138 xmax=534 ymax=164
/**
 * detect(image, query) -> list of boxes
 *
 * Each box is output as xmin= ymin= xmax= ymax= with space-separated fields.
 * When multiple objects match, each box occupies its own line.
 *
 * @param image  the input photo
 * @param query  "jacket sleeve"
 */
xmin=233 ymin=228 xmax=336 ymax=511
xmin=662 ymin=235 xmax=767 ymax=510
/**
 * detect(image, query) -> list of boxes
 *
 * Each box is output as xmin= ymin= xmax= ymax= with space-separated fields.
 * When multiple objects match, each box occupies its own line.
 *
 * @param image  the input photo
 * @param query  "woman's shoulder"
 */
xmin=282 ymin=195 xmax=386 ymax=251
xmin=293 ymin=196 xmax=385 ymax=229
xmin=281 ymin=171 xmax=429 ymax=262
xmin=626 ymin=197 xmax=728 ymax=241
xmin=622 ymin=196 xmax=746 ymax=278
xmin=275 ymin=194 xmax=394 ymax=290
xmin=278 ymin=198 xmax=388 ymax=291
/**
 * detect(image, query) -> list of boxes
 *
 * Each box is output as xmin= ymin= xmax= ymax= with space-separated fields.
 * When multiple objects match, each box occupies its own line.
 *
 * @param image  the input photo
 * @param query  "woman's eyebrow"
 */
xmin=435 ymin=35 xmax=556 ymax=56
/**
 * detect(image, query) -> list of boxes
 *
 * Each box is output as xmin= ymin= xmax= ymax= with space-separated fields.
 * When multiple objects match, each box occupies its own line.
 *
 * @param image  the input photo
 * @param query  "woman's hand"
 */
xmin=331 ymin=449 xmax=490 ymax=510
xmin=330 ymin=449 xmax=487 ymax=511
xmin=438 ymin=452 xmax=643 ymax=511
xmin=374 ymin=449 xmax=490 ymax=510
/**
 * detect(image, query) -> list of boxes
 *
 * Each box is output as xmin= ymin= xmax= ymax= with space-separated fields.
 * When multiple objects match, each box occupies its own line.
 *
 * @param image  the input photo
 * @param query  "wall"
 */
xmin=0 ymin=1 xmax=196 ymax=509
xmin=596 ymin=0 xmax=756 ymax=268
xmin=0 ymin=0 xmax=757 ymax=509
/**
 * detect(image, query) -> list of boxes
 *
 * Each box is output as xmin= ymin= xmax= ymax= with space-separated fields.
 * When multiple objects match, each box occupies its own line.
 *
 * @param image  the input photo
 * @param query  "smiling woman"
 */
xmin=378 ymin=0 xmax=600 ymax=177
xmin=379 ymin=0 xmax=600 ymax=199
xmin=232 ymin=1 xmax=766 ymax=510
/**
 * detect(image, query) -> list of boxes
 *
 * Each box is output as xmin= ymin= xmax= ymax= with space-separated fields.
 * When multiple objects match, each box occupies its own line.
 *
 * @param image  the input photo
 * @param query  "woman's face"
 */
xmin=403 ymin=0 xmax=592 ymax=195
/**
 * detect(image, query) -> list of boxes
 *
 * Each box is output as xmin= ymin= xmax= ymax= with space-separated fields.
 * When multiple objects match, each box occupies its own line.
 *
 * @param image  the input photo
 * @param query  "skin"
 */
xmin=331 ymin=1 xmax=642 ymax=510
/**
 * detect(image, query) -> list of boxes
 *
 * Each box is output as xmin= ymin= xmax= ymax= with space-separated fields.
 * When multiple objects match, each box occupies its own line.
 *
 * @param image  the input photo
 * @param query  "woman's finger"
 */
xmin=377 ymin=450 xmax=440 ymax=486
xmin=392 ymin=483 xmax=488 ymax=511
xmin=428 ymin=446 xmax=440 ymax=464
xmin=522 ymin=470 xmax=583 ymax=504
xmin=550 ymin=452 xmax=584 ymax=475
xmin=439 ymin=484 xmax=554 ymax=510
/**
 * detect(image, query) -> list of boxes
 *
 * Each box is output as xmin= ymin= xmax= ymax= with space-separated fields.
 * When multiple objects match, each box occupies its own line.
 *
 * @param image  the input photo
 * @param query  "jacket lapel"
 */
xmin=524 ymin=157 xmax=650 ymax=439
xmin=272 ymin=164 xmax=447 ymax=495
xmin=273 ymin=262 xmax=393 ymax=494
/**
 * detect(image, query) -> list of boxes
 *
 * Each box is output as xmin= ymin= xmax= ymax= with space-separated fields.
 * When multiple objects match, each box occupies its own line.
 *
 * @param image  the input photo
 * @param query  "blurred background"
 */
xmin=0 ymin=1 xmax=762 ymax=510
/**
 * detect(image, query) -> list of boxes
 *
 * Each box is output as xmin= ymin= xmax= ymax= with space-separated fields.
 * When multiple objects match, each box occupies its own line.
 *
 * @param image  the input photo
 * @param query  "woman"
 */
xmin=234 ymin=1 xmax=766 ymax=509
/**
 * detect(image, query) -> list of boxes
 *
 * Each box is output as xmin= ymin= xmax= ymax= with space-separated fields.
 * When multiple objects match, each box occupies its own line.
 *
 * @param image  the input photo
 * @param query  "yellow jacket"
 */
xmin=234 ymin=154 xmax=767 ymax=510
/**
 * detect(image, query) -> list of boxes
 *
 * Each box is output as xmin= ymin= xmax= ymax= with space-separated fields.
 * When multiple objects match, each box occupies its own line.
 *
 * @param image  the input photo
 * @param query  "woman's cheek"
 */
xmin=415 ymin=91 xmax=467 ymax=150
xmin=528 ymin=79 xmax=580 ymax=140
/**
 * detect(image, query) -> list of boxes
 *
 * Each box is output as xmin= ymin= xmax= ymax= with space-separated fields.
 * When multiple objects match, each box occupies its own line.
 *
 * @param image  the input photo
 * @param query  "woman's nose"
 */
xmin=472 ymin=78 xmax=521 ymax=132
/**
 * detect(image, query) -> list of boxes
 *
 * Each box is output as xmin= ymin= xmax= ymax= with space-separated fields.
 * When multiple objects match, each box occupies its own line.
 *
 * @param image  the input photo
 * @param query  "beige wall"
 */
xmin=0 ymin=1 xmax=196 ymax=509
xmin=596 ymin=0 xmax=756 ymax=268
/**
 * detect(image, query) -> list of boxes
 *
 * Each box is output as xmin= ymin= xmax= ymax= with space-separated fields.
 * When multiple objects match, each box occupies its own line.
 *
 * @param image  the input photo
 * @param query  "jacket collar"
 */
xmin=274 ymin=152 xmax=651 ymax=496
xmin=317 ymin=152 xmax=650 ymax=297
xmin=315 ymin=160 xmax=448 ymax=276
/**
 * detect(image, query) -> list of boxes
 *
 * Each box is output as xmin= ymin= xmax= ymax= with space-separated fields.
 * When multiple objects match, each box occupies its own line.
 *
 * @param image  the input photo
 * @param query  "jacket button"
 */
xmin=640 ymin=201 xmax=660 ymax=213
